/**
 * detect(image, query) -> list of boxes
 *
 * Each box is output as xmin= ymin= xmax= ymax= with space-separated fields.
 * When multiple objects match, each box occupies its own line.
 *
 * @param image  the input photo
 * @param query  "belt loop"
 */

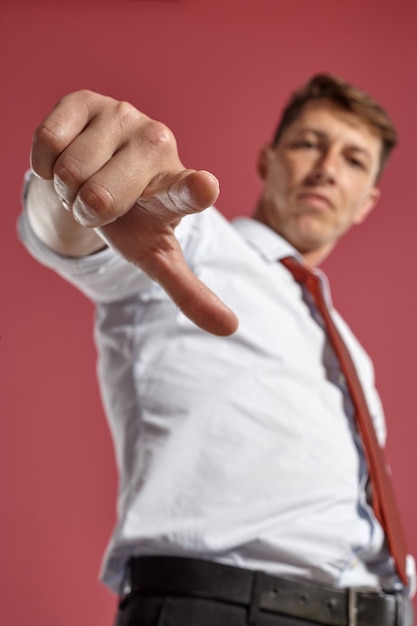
xmin=395 ymin=593 xmax=404 ymax=626
xmin=247 ymin=571 xmax=265 ymax=625
xmin=348 ymin=588 xmax=358 ymax=626
xmin=394 ymin=592 xmax=414 ymax=626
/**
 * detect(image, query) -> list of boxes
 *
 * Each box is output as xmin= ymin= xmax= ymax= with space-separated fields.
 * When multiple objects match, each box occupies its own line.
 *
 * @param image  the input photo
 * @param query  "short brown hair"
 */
xmin=273 ymin=74 xmax=398 ymax=177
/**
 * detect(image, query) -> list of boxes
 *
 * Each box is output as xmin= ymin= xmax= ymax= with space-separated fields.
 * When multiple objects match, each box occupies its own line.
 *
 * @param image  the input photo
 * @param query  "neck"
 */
xmin=251 ymin=201 xmax=334 ymax=269
xmin=299 ymin=244 xmax=334 ymax=269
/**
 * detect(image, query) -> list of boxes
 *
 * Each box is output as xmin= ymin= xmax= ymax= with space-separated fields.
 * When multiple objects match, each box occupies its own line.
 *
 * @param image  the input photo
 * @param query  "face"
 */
xmin=254 ymin=99 xmax=382 ymax=265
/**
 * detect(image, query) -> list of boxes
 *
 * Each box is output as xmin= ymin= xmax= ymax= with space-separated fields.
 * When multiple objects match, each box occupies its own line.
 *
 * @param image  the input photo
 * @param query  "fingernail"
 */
xmin=73 ymin=196 xmax=97 ymax=227
xmin=54 ymin=175 xmax=71 ymax=204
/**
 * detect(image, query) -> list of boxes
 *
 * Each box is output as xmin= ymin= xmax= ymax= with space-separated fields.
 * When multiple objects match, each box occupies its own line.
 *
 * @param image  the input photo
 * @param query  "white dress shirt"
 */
xmin=18 ymin=199 xmax=415 ymax=596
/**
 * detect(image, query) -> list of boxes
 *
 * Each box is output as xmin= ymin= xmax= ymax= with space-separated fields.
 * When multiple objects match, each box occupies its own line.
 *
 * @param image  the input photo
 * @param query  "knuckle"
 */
xmin=33 ymin=89 xmax=98 ymax=152
xmin=145 ymin=120 xmax=176 ymax=151
xmin=54 ymin=154 xmax=87 ymax=188
xmin=33 ymin=121 xmax=67 ymax=156
xmin=58 ymin=89 xmax=96 ymax=109
xmin=115 ymin=100 xmax=143 ymax=130
xmin=79 ymin=182 xmax=116 ymax=221
xmin=72 ymin=88 xmax=95 ymax=100
xmin=114 ymin=101 xmax=177 ymax=159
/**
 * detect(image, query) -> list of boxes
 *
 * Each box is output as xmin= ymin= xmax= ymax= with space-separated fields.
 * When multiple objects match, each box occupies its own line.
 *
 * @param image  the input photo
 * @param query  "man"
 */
xmin=19 ymin=75 xmax=415 ymax=626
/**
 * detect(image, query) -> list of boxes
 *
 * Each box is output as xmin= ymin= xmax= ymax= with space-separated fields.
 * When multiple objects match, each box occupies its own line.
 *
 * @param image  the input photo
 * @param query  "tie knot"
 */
xmin=280 ymin=256 xmax=324 ymax=308
xmin=280 ymin=256 xmax=312 ymax=284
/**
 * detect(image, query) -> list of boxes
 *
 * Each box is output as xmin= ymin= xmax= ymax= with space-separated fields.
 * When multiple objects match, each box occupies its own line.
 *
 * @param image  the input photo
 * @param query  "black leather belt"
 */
xmin=126 ymin=556 xmax=412 ymax=626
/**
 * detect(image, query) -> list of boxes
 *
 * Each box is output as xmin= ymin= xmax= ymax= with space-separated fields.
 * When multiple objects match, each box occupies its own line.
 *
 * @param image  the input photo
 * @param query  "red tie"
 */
xmin=281 ymin=256 xmax=408 ymax=586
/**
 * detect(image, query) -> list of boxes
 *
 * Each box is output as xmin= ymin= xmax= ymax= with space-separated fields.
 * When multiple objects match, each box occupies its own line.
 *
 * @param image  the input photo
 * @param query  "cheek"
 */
xmin=344 ymin=182 xmax=372 ymax=216
xmin=270 ymin=159 xmax=299 ymax=193
xmin=285 ymin=156 xmax=314 ymax=186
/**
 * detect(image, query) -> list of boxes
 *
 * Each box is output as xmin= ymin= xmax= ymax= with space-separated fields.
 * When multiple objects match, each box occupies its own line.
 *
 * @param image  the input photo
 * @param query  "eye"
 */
xmin=347 ymin=156 xmax=366 ymax=170
xmin=292 ymin=139 xmax=318 ymax=150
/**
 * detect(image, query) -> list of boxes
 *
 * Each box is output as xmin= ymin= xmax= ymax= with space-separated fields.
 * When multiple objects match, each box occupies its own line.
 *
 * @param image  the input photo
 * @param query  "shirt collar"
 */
xmin=231 ymin=216 xmax=303 ymax=263
xmin=231 ymin=216 xmax=333 ymax=305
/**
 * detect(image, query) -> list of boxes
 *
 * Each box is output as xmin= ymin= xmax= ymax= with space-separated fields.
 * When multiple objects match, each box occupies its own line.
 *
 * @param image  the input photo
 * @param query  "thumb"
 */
xmin=137 ymin=169 xmax=220 ymax=220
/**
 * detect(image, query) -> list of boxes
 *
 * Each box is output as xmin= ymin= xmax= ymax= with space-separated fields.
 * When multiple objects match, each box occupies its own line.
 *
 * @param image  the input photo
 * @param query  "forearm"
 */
xmin=25 ymin=174 xmax=105 ymax=257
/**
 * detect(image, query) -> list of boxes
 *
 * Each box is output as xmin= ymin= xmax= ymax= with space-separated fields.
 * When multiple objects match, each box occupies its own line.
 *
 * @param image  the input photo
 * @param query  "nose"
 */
xmin=307 ymin=148 xmax=338 ymax=185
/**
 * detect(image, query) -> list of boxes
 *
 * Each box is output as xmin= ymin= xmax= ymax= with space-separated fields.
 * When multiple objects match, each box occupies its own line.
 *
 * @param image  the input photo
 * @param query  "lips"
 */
xmin=297 ymin=191 xmax=333 ymax=209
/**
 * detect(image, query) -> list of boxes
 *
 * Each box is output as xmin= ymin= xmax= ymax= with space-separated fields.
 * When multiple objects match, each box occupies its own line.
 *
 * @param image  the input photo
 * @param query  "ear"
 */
xmin=257 ymin=143 xmax=273 ymax=180
xmin=353 ymin=187 xmax=380 ymax=225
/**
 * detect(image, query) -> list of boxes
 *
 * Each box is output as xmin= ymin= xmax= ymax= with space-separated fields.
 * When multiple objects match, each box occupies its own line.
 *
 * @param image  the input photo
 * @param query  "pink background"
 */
xmin=1 ymin=0 xmax=417 ymax=624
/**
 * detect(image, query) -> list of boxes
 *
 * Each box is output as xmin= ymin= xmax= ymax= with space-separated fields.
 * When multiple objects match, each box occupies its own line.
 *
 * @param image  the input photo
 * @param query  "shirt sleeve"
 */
xmin=17 ymin=172 xmax=202 ymax=304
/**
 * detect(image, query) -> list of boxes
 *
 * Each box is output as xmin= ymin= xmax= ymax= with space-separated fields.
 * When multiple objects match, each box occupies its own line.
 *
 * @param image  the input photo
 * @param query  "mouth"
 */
xmin=297 ymin=192 xmax=333 ymax=210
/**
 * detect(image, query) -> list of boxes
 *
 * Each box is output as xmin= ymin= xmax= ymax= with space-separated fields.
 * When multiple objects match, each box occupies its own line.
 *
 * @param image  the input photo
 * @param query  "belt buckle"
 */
xmin=348 ymin=588 xmax=358 ymax=626
xmin=348 ymin=586 xmax=384 ymax=626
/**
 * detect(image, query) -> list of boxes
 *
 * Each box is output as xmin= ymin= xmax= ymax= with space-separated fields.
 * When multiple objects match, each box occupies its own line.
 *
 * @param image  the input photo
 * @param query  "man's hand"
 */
xmin=30 ymin=90 xmax=238 ymax=336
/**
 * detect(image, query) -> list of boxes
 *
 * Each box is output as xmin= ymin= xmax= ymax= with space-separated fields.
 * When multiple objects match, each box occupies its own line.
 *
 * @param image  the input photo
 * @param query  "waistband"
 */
xmin=125 ymin=556 xmax=412 ymax=626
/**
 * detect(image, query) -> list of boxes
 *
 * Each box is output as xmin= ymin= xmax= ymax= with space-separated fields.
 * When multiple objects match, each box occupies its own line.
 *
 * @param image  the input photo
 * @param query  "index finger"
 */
xmin=98 ymin=210 xmax=239 ymax=336
xmin=155 ymin=252 xmax=239 ymax=336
